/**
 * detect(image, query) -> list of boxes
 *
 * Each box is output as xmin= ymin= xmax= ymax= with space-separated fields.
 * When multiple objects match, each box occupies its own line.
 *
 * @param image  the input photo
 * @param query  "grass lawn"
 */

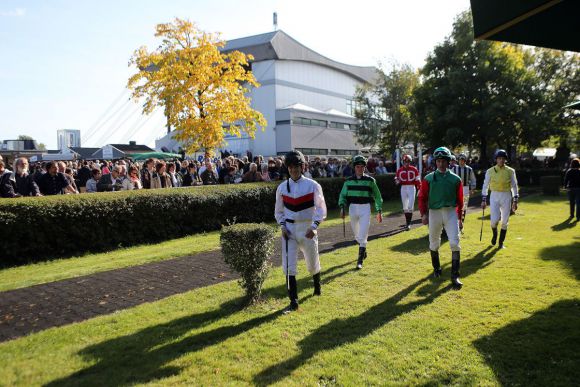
xmin=0 ymin=193 xmax=578 ymax=386
xmin=0 ymin=200 xmax=403 ymax=292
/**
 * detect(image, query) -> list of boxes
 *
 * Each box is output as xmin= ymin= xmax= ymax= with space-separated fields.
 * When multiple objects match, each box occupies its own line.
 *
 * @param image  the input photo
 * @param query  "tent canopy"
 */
xmin=131 ymin=152 xmax=181 ymax=161
xmin=532 ymin=147 xmax=557 ymax=158
xmin=470 ymin=0 xmax=580 ymax=52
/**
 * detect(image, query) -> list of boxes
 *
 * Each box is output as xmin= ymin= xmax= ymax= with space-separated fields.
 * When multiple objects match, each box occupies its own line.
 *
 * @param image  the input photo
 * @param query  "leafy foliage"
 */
xmin=220 ymin=223 xmax=276 ymax=304
xmin=127 ymin=18 xmax=267 ymax=154
xmin=413 ymin=12 xmax=579 ymax=162
xmin=354 ymin=62 xmax=420 ymax=155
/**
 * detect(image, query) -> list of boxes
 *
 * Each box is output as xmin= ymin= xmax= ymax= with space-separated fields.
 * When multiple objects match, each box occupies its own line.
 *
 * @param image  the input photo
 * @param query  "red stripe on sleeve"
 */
xmin=418 ymin=179 xmax=429 ymax=216
xmin=456 ymin=181 xmax=464 ymax=218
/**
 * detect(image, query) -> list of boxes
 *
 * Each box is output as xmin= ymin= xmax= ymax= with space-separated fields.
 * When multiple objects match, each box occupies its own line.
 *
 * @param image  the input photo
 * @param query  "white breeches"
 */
xmin=400 ymin=185 xmax=416 ymax=213
xmin=281 ymin=220 xmax=320 ymax=276
xmin=462 ymin=186 xmax=470 ymax=212
xmin=428 ymin=207 xmax=460 ymax=252
xmin=490 ymin=191 xmax=512 ymax=230
xmin=349 ymin=203 xmax=371 ymax=247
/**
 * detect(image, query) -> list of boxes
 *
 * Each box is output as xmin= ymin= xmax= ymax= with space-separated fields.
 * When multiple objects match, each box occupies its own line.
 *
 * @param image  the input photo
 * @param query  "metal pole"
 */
xmin=418 ymin=145 xmax=423 ymax=176
xmin=395 ymin=149 xmax=401 ymax=170
xmin=285 ymin=235 xmax=289 ymax=290
xmin=480 ymin=207 xmax=485 ymax=242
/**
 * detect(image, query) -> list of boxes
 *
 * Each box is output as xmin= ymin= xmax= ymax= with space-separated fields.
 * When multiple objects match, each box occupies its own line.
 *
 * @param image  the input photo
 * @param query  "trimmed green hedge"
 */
xmin=0 ymin=175 xmax=398 ymax=265
xmin=540 ymin=176 xmax=561 ymax=196
xmin=472 ymin=169 xmax=564 ymax=189
xmin=221 ymin=223 xmax=276 ymax=304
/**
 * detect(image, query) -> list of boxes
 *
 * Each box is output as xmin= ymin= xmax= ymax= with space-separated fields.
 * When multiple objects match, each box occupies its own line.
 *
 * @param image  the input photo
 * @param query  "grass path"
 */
xmin=0 ymin=194 xmax=578 ymax=385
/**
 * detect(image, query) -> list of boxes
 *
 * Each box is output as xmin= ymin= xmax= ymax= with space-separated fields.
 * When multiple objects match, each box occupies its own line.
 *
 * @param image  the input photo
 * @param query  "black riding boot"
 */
xmin=430 ymin=250 xmax=442 ymax=278
xmin=356 ymin=246 xmax=367 ymax=269
xmin=451 ymin=251 xmax=463 ymax=289
xmin=313 ymin=273 xmax=321 ymax=296
xmin=498 ymin=229 xmax=507 ymax=249
xmin=405 ymin=213 xmax=412 ymax=230
xmin=491 ymin=227 xmax=498 ymax=245
xmin=284 ymin=275 xmax=299 ymax=313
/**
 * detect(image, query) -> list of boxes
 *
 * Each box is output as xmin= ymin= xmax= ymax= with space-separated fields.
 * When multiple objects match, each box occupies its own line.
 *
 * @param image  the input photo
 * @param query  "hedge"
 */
xmin=220 ymin=223 xmax=276 ymax=304
xmin=0 ymin=175 xmax=398 ymax=265
xmin=472 ymin=168 xmax=564 ymax=189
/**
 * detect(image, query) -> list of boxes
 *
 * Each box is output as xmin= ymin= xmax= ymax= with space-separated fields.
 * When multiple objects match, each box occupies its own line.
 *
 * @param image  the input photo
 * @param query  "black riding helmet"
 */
xmin=284 ymin=150 xmax=306 ymax=167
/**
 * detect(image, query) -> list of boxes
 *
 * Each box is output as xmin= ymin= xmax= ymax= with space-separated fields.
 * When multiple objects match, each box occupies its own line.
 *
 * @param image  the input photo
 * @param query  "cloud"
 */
xmin=0 ymin=8 xmax=26 ymax=17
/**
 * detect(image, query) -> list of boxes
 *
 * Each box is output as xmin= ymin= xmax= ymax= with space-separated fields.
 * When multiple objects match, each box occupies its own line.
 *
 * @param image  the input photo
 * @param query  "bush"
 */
xmin=540 ymin=176 xmax=561 ymax=196
xmin=0 ymin=175 xmax=398 ymax=265
xmin=220 ymin=223 xmax=276 ymax=304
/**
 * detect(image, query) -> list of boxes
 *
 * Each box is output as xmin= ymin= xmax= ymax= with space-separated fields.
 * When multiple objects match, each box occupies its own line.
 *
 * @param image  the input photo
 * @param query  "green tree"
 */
xmin=354 ymin=62 xmax=419 ymax=155
xmin=17 ymin=135 xmax=34 ymax=140
xmin=128 ymin=18 xmax=266 ymax=155
xmin=533 ymin=48 xmax=580 ymax=153
xmin=413 ymin=12 xmax=553 ymax=163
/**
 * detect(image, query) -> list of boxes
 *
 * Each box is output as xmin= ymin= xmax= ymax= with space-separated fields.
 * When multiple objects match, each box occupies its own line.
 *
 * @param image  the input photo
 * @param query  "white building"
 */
xmin=57 ymin=129 xmax=81 ymax=150
xmin=156 ymin=30 xmax=378 ymax=157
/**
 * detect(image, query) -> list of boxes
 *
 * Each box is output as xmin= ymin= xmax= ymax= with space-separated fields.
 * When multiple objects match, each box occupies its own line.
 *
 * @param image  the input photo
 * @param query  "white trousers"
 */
xmin=281 ymin=220 xmax=320 ymax=276
xmin=400 ymin=185 xmax=416 ymax=213
xmin=428 ymin=207 xmax=460 ymax=252
xmin=490 ymin=191 xmax=512 ymax=230
xmin=462 ymin=186 xmax=470 ymax=211
xmin=349 ymin=203 xmax=371 ymax=247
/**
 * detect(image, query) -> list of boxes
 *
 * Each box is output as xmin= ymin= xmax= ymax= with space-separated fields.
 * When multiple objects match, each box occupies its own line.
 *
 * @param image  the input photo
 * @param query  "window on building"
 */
xmin=292 ymin=117 xmax=327 ymax=127
xmin=296 ymin=148 xmax=328 ymax=156
xmin=330 ymin=149 xmax=358 ymax=156
xmin=276 ymin=120 xmax=291 ymax=125
xmin=346 ymin=100 xmax=361 ymax=116
xmin=329 ymin=121 xmax=359 ymax=131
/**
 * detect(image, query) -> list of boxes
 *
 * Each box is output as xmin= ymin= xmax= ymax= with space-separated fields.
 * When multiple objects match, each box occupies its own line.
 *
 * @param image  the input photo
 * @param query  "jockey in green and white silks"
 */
xmin=339 ymin=155 xmax=383 ymax=269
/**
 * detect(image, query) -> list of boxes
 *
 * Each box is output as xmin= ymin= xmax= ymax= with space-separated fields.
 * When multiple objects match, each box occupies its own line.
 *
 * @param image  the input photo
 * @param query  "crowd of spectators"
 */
xmin=0 ymin=153 xmax=396 ymax=198
xmin=2 ymin=149 xmax=575 ymax=198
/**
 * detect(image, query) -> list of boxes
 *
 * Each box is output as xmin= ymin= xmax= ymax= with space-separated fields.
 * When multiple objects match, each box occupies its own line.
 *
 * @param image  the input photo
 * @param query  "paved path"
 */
xmin=0 ymin=201 xmax=483 ymax=343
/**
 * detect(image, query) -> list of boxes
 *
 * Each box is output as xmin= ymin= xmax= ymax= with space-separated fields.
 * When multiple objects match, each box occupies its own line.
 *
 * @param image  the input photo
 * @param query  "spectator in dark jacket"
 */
xmin=182 ymin=163 xmax=202 ymax=186
xmin=200 ymin=163 xmax=219 ymax=185
xmin=0 ymin=160 xmax=18 ymax=198
xmin=37 ymin=161 xmax=76 ymax=195
xmin=77 ymin=161 xmax=92 ymax=189
xmin=564 ymin=158 xmax=580 ymax=221
xmin=14 ymin=157 xmax=40 ymax=196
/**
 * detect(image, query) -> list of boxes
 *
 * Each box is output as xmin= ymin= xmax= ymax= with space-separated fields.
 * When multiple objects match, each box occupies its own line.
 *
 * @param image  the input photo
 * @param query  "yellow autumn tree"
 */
xmin=127 ymin=18 xmax=266 ymax=154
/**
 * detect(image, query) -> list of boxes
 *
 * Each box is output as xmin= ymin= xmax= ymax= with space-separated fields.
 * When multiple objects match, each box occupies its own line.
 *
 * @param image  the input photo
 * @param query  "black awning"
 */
xmin=470 ymin=0 xmax=580 ymax=52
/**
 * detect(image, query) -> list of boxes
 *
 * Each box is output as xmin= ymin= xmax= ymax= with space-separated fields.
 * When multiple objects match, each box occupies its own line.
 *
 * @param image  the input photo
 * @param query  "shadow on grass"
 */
xmin=474 ymin=299 xmax=580 ymax=386
xmin=390 ymin=234 xmax=430 ymax=255
xmin=46 ymin=262 xmax=355 ymax=386
xmin=46 ymin=297 xmax=283 ymax=387
xmin=253 ymin=247 xmax=497 ymax=386
xmin=550 ymin=217 xmax=578 ymax=231
xmin=539 ymin=241 xmax=580 ymax=280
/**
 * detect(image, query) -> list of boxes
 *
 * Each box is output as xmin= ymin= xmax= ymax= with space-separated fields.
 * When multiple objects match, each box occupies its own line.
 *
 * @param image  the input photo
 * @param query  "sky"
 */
xmin=0 ymin=0 xmax=471 ymax=149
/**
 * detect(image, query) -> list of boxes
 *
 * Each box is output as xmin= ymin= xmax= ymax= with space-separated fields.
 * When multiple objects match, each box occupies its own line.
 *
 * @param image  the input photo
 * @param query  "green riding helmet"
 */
xmin=352 ymin=154 xmax=367 ymax=166
xmin=433 ymin=146 xmax=452 ymax=161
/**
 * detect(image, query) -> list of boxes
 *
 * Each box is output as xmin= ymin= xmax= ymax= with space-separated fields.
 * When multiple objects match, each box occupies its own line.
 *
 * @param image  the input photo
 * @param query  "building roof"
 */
xmin=69 ymin=147 xmax=100 ymax=159
xmin=324 ymin=108 xmax=355 ymax=118
xmin=91 ymin=146 xmax=126 ymax=160
xmin=280 ymin=103 xmax=324 ymax=113
xmin=109 ymin=143 xmax=155 ymax=153
xmin=223 ymin=30 xmax=378 ymax=83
